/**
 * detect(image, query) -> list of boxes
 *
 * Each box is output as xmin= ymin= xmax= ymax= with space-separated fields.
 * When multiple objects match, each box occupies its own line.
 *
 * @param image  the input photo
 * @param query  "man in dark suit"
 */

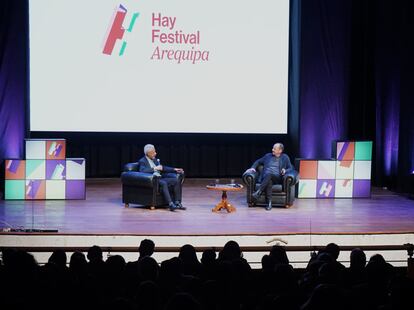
xmin=247 ymin=143 xmax=293 ymax=210
xmin=139 ymin=144 xmax=185 ymax=211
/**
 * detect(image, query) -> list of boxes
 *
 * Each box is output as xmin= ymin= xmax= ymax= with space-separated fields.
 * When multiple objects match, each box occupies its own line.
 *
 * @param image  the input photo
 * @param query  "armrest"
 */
xmin=242 ymin=169 xmax=258 ymax=188
xmin=124 ymin=162 xmax=139 ymax=172
xmin=283 ymin=169 xmax=299 ymax=188
xmin=121 ymin=171 xmax=159 ymax=188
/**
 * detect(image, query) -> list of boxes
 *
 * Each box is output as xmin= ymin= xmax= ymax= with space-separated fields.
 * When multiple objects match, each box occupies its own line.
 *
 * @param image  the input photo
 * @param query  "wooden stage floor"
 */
xmin=1 ymin=178 xmax=414 ymax=235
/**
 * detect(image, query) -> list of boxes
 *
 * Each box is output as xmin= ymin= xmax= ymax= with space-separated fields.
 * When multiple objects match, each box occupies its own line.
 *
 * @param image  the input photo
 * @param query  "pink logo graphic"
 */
xmin=103 ymin=4 xmax=139 ymax=56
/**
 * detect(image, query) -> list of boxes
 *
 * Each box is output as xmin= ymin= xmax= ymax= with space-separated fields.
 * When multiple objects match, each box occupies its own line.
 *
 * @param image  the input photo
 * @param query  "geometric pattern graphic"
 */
xmin=26 ymin=160 xmax=46 ymax=180
xmin=5 ymin=160 xmax=26 ymax=180
xmin=297 ymin=141 xmax=372 ymax=198
xmin=46 ymin=140 xmax=66 ymax=160
xmin=102 ymin=4 xmax=140 ymax=57
xmin=66 ymin=159 xmax=86 ymax=180
xmin=335 ymin=179 xmax=353 ymax=198
xmin=46 ymin=160 xmax=66 ymax=180
xmin=317 ymin=179 xmax=335 ymax=198
xmin=336 ymin=141 xmax=355 ymax=161
xmin=25 ymin=180 xmax=46 ymax=200
xmin=336 ymin=160 xmax=354 ymax=179
xmin=5 ymin=139 xmax=85 ymax=200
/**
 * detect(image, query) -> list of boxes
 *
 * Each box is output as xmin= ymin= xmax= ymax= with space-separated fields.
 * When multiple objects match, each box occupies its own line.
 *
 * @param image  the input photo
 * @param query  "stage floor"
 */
xmin=1 ymin=178 xmax=414 ymax=235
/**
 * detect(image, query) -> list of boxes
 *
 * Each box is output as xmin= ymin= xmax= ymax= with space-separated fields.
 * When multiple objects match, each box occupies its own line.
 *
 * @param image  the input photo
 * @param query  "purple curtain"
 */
xmin=299 ymin=0 xmax=352 ymax=158
xmin=0 ymin=1 xmax=27 ymax=164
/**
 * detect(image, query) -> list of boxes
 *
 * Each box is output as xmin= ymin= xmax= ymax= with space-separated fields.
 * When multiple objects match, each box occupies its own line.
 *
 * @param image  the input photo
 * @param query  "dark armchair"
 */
xmin=242 ymin=165 xmax=299 ymax=208
xmin=121 ymin=162 xmax=185 ymax=209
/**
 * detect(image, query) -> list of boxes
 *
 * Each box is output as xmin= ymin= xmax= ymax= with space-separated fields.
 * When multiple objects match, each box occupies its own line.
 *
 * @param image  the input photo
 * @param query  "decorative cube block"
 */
xmin=5 ymin=160 xmax=26 ymax=179
xmin=5 ymin=139 xmax=85 ymax=200
xmin=353 ymin=179 xmax=371 ymax=197
xmin=336 ymin=160 xmax=354 ymax=179
xmin=355 ymin=141 xmax=373 ymax=160
xmin=46 ymin=160 xmax=66 ymax=180
xmin=317 ymin=179 xmax=335 ymax=198
xmin=298 ymin=180 xmax=317 ymax=198
xmin=25 ymin=140 xmax=46 ymax=159
xmin=46 ymin=140 xmax=66 ymax=160
xmin=299 ymin=160 xmax=318 ymax=179
xmin=66 ymin=159 xmax=86 ymax=180
xmin=25 ymin=180 xmax=46 ymax=199
xmin=5 ymin=180 xmax=25 ymax=200
xmin=46 ymin=180 xmax=66 ymax=199
xmin=335 ymin=179 xmax=353 ymax=198
xmin=317 ymin=160 xmax=336 ymax=179
xmin=26 ymin=159 xmax=46 ymax=180
xmin=66 ymin=180 xmax=86 ymax=199
xmin=336 ymin=141 xmax=355 ymax=161
xmin=354 ymin=161 xmax=372 ymax=180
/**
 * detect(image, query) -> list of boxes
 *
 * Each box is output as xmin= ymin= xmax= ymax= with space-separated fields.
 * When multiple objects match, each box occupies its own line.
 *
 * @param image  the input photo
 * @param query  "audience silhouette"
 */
xmin=0 ymin=241 xmax=411 ymax=310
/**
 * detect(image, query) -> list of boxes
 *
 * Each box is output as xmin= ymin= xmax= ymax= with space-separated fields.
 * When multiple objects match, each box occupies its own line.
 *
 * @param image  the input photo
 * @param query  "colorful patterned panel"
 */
xmin=317 ymin=160 xmax=336 ymax=179
xmin=336 ymin=142 xmax=355 ymax=161
xmin=46 ymin=160 xmax=66 ymax=180
xmin=26 ymin=159 xmax=46 ymax=180
xmin=46 ymin=180 xmax=66 ymax=199
xmin=66 ymin=159 xmax=86 ymax=180
xmin=299 ymin=160 xmax=318 ymax=179
xmin=353 ymin=179 xmax=371 ymax=197
xmin=26 ymin=140 xmax=46 ymax=159
xmin=25 ymin=180 xmax=46 ymax=200
xmin=46 ymin=140 xmax=66 ymax=160
xmin=298 ymin=180 xmax=317 ymax=198
xmin=66 ymin=180 xmax=86 ymax=199
xmin=5 ymin=160 xmax=26 ymax=180
xmin=334 ymin=179 xmax=353 ymax=198
xmin=354 ymin=161 xmax=372 ymax=180
xmin=336 ymin=160 xmax=354 ymax=179
xmin=317 ymin=179 xmax=335 ymax=198
xmin=5 ymin=180 xmax=25 ymax=200
xmin=355 ymin=141 xmax=373 ymax=161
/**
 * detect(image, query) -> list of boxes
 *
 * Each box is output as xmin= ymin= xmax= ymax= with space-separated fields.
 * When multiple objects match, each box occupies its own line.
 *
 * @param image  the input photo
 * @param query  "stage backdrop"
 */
xmin=1 ymin=0 xmax=413 ymax=193
xmin=29 ymin=0 xmax=290 ymax=134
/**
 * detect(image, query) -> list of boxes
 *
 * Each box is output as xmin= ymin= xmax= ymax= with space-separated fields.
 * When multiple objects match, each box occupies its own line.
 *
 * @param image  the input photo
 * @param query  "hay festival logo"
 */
xmin=102 ymin=4 xmax=210 ymax=64
xmin=102 ymin=4 xmax=139 ymax=56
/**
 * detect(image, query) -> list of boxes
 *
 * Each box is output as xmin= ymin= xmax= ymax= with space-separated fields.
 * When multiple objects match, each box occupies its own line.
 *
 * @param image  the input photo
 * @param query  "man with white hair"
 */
xmin=138 ymin=144 xmax=185 ymax=211
xmin=247 ymin=143 xmax=293 ymax=210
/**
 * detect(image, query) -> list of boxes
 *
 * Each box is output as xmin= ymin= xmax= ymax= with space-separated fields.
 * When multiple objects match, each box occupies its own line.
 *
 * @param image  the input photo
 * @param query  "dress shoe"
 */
xmin=168 ymin=202 xmax=177 ymax=212
xmin=252 ymin=190 xmax=263 ymax=201
xmin=265 ymin=201 xmax=272 ymax=211
xmin=175 ymin=201 xmax=186 ymax=210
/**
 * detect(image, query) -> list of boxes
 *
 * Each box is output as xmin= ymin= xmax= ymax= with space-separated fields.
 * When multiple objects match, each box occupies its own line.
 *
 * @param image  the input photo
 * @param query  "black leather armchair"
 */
xmin=121 ymin=162 xmax=185 ymax=209
xmin=242 ymin=165 xmax=299 ymax=208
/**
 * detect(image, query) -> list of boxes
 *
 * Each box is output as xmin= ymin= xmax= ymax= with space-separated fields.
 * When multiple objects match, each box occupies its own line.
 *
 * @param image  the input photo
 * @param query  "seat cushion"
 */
xmin=255 ymin=183 xmax=283 ymax=193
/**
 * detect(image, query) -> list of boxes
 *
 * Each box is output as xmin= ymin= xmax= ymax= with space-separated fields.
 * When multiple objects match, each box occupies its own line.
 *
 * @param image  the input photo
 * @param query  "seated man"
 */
xmin=246 ymin=143 xmax=293 ymax=210
xmin=139 ymin=144 xmax=185 ymax=211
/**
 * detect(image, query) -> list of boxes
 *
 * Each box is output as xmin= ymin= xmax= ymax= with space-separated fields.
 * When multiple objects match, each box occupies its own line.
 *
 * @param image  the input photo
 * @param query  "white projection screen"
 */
xmin=29 ymin=0 xmax=290 ymax=134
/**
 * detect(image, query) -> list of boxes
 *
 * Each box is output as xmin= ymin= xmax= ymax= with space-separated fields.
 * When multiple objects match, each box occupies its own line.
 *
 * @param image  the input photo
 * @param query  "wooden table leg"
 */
xmin=212 ymin=191 xmax=236 ymax=213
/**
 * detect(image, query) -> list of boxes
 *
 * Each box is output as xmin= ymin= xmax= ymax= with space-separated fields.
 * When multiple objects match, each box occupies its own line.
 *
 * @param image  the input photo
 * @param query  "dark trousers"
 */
xmin=159 ymin=177 xmax=181 ymax=204
xmin=258 ymin=173 xmax=282 ymax=200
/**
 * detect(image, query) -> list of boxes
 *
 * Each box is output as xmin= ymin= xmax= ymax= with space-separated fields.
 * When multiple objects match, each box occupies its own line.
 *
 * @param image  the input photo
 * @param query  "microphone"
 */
xmin=153 ymin=158 xmax=161 ymax=177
